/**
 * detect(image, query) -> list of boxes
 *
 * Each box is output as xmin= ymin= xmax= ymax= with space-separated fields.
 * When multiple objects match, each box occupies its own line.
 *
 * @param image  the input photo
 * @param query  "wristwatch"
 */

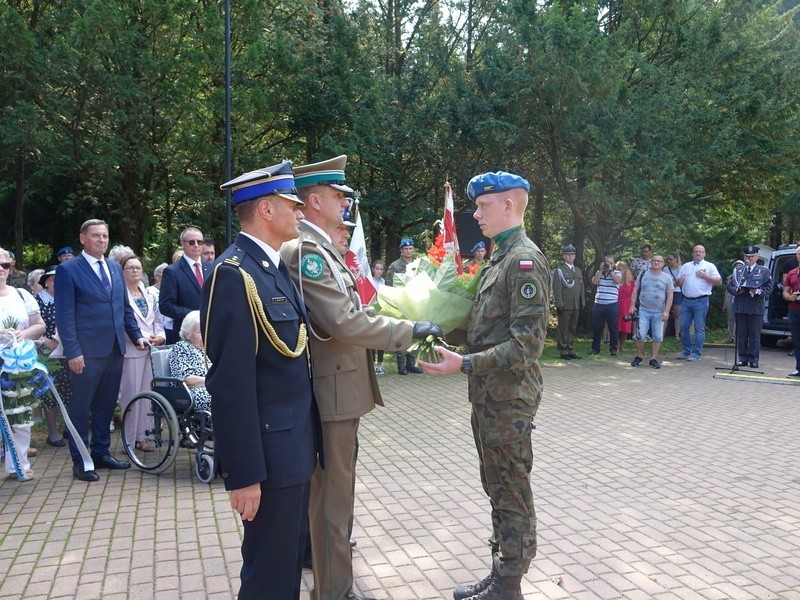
xmin=460 ymin=356 xmax=474 ymax=375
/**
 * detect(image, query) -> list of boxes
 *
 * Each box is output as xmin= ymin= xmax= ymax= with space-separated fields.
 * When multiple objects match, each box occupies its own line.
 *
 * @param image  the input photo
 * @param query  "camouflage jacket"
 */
xmin=467 ymin=228 xmax=550 ymax=409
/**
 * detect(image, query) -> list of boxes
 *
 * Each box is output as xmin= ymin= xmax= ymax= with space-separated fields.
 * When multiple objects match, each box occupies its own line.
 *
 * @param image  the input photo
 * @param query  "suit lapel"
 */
xmin=180 ymin=258 xmax=202 ymax=292
xmin=78 ymin=254 xmax=109 ymax=296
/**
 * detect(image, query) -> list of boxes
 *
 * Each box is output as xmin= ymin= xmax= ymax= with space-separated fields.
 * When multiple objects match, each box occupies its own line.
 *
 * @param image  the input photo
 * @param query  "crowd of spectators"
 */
xmin=0 ymin=231 xmax=217 ymax=480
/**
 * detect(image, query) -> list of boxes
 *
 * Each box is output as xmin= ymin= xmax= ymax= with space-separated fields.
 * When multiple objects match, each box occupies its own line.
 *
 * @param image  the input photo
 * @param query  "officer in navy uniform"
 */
xmin=201 ymin=160 xmax=324 ymax=600
xmin=727 ymin=245 xmax=773 ymax=368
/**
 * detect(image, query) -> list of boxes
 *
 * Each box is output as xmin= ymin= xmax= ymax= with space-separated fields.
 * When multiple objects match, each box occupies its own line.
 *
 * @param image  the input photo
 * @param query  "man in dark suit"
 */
xmin=55 ymin=219 xmax=147 ymax=482
xmin=159 ymin=226 xmax=211 ymax=344
xmin=202 ymin=161 xmax=324 ymax=600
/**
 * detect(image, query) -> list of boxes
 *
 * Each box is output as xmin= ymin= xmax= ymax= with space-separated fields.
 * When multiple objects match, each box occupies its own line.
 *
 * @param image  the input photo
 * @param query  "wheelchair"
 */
xmin=119 ymin=345 xmax=217 ymax=483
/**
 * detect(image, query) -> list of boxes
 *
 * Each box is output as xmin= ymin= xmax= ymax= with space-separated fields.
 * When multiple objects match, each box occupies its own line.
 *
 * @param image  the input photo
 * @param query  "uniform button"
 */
xmin=336 ymin=365 xmax=341 ymax=371
xmin=264 ymin=423 xmax=270 ymax=430
xmin=221 ymin=471 xmax=229 ymax=478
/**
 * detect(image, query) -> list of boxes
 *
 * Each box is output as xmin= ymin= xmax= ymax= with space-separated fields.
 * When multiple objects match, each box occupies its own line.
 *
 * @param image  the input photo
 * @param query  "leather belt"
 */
xmin=683 ymin=294 xmax=710 ymax=300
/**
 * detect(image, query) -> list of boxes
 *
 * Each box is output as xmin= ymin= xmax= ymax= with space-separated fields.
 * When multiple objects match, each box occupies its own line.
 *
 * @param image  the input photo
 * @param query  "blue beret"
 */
xmin=471 ymin=241 xmax=485 ymax=252
xmin=221 ymin=160 xmax=302 ymax=205
xmin=466 ymin=171 xmax=530 ymax=203
xmin=399 ymin=238 xmax=414 ymax=248
xmin=57 ymin=246 xmax=74 ymax=257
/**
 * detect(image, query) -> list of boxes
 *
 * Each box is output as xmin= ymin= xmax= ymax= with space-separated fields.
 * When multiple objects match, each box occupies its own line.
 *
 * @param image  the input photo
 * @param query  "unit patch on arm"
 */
xmin=301 ymin=254 xmax=325 ymax=279
xmin=518 ymin=280 xmax=538 ymax=301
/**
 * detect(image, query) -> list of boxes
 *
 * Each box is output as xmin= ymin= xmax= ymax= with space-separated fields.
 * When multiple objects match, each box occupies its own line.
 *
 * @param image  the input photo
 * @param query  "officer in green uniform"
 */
xmin=420 ymin=171 xmax=550 ymax=600
xmin=280 ymin=155 xmax=442 ymax=600
xmin=552 ymin=244 xmax=584 ymax=359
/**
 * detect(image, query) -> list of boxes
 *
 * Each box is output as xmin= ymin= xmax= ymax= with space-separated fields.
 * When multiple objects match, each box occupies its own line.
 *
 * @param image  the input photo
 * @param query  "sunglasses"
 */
xmin=182 ymin=239 xmax=203 ymax=246
xmin=0 ymin=262 xmax=12 ymax=270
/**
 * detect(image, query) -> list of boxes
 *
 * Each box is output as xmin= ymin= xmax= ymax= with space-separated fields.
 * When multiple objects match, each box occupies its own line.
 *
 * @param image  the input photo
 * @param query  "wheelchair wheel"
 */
xmin=121 ymin=391 xmax=180 ymax=473
xmin=195 ymin=452 xmax=217 ymax=484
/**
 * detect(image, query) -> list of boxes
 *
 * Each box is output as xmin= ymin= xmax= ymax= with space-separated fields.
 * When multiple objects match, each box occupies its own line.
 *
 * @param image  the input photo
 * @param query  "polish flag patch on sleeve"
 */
xmin=519 ymin=259 xmax=534 ymax=270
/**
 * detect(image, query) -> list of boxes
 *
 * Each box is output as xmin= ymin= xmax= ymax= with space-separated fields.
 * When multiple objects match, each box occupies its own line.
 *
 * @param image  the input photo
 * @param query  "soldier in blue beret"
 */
xmin=202 ymin=159 xmax=324 ymax=599
xmin=465 ymin=241 xmax=488 ymax=270
xmin=727 ymin=245 xmax=772 ymax=368
xmin=57 ymin=247 xmax=75 ymax=263
xmin=385 ymin=237 xmax=424 ymax=375
xmin=421 ymin=170 xmax=551 ymax=600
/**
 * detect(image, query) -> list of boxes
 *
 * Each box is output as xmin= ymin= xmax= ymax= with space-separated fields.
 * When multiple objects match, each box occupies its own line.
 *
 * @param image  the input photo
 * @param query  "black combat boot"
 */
xmin=396 ymin=355 xmax=408 ymax=375
xmin=467 ymin=575 xmax=523 ymax=600
xmin=405 ymin=354 xmax=423 ymax=374
xmin=453 ymin=567 xmax=497 ymax=600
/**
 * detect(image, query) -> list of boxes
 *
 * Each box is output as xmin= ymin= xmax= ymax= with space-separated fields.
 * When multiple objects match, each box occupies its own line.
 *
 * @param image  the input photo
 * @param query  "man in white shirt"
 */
xmin=674 ymin=244 xmax=722 ymax=360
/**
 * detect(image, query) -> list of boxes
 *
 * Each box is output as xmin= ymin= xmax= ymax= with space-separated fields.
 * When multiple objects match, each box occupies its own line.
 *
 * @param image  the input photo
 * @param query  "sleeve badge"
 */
xmin=519 ymin=281 xmax=538 ymax=300
xmin=301 ymin=254 xmax=325 ymax=280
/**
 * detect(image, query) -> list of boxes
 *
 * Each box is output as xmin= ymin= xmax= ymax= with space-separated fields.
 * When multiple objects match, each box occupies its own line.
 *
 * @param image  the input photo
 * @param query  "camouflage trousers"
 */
xmin=470 ymin=399 xmax=536 ymax=577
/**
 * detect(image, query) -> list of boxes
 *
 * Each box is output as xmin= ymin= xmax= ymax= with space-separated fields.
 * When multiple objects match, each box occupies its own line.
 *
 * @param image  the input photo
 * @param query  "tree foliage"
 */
xmin=1 ymin=0 xmax=798 ymax=272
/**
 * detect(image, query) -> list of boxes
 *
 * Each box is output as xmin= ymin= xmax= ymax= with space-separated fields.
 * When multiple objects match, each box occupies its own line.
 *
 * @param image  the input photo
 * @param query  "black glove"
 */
xmin=412 ymin=320 xmax=443 ymax=340
xmin=556 ymin=307 xmax=564 ymax=316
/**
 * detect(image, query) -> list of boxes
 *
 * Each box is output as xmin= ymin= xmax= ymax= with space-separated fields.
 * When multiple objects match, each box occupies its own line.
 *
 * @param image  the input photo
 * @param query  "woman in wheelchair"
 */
xmin=168 ymin=311 xmax=211 ymax=414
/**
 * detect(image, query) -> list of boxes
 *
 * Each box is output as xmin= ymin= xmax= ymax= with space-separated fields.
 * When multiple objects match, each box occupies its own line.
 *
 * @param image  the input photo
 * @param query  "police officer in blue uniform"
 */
xmin=727 ymin=245 xmax=773 ymax=368
xmin=201 ymin=160 xmax=324 ymax=599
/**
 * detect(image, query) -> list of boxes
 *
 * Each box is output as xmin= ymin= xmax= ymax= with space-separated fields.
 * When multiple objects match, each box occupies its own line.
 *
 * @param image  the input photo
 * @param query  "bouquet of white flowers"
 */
xmin=375 ymin=243 xmax=485 ymax=362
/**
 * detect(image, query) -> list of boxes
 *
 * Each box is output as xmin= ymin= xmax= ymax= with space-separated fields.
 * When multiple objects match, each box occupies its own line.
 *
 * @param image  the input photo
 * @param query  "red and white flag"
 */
xmin=346 ymin=212 xmax=378 ymax=305
xmin=443 ymin=182 xmax=464 ymax=274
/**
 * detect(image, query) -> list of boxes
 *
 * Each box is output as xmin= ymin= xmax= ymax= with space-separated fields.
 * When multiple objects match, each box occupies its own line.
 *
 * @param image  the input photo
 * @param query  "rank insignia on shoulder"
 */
xmin=301 ymin=254 xmax=325 ymax=279
xmin=519 ymin=281 xmax=538 ymax=300
xmin=519 ymin=259 xmax=534 ymax=270
xmin=223 ymin=256 xmax=241 ymax=266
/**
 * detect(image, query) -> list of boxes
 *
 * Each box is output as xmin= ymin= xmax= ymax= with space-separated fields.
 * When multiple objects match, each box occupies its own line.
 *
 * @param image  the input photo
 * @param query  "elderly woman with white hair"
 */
xmin=168 ymin=310 xmax=211 ymax=413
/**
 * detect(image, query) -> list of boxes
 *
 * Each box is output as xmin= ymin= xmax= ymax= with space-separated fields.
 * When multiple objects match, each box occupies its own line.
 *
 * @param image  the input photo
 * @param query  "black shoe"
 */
xmin=406 ymin=365 xmax=423 ymax=374
xmin=396 ymin=356 xmax=408 ymax=375
xmin=631 ymin=356 xmax=643 ymax=367
xmin=73 ymin=464 xmax=99 ymax=482
xmin=350 ymin=538 xmax=357 ymax=548
xmin=610 ymin=351 xmax=617 ymax=356
xmin=560 ymin=354 xmax=572 ymax=360
xmin=345 ymin=594 xmax=377 ymax=600
xmin=737 ymin=361 xmax=749 ymax=367
xmin=750 ymin=361 xmax=758 ymax=368
xmin=47 ymin=438 xmax=66 ymax=447
xmin=788 ymin=371 xmax=800 ymax=378
xmin=91 ymin=453 xmax=130 ymax=470
xmin=568 ymin=353 xmax=582 ymax=359
xmin=649 ymin=358 xmax=660 ymax=369
xmin=590 ymin=350 xmax=600 ymax=355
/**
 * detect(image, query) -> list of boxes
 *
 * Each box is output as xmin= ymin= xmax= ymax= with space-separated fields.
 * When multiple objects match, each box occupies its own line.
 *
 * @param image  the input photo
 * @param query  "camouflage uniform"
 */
xmin=466 ymin=227 xmax=550 ymax=578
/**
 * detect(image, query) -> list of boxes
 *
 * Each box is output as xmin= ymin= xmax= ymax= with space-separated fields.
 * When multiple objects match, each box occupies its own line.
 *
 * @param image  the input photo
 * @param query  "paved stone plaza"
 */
xmin=1 ymin=346 xmax=799 ymax=599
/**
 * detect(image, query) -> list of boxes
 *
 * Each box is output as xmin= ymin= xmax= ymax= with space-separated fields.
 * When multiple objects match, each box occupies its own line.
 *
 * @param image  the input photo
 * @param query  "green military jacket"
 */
xmin=552 ymin=263 xmax=585 ymax=310
xmin=467 ymin=228 xmax=550 ymax=410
